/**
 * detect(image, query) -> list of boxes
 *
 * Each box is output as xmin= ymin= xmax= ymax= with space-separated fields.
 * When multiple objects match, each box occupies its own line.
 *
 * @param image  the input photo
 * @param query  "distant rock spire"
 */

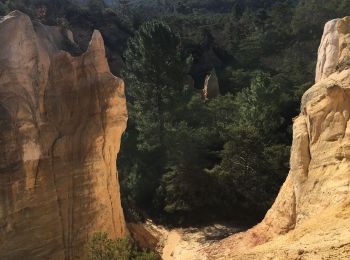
xmin=203 ymin=68 xmax=220 ymax=100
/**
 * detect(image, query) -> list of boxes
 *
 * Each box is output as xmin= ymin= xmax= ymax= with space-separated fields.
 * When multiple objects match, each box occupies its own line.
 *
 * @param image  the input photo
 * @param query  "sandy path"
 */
xmin=161 ymin=225 xmax=241 ymax=260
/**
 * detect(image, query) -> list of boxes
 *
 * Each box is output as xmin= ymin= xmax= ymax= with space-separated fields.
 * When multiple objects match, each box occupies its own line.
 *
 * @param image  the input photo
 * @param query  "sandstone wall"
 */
xmin=0 ymin=11 xmax=127 ymax=259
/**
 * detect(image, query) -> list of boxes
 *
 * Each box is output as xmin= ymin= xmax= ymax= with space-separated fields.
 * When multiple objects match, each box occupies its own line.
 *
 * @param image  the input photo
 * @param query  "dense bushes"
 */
xmin=88 ymin=233 xmax=159 ymax=260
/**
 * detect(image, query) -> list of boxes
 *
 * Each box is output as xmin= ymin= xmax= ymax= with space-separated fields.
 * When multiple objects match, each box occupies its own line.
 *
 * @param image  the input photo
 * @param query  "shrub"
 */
xmin=88 ymin=233 xmax=132 ymax=260
xmin=88 ymin=232 xmax=160 ymax=260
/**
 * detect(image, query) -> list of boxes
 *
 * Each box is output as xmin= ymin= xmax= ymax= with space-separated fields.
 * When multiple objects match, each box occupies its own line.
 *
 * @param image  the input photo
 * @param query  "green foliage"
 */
xmin=159 ymin=121 xmax=218 ymax=220
xmin=134 ymin=250 xmax=160 ymax=260
xmin=292 ymin=0 xmax=350 ymax=37
xmin=120 ymin=20 xmax=194 ymax=220
xmin=209 ymin=126 xmax=289 ymax=213
xmin=88 ymin=233 xmax=160 ymax=260
xmin=209 ymin=126 xmax=267 ymax=208
xmin=88 ymin=233 xmax=132 ymax=260
xmin=235 ymin=30 xmax=264 ymax=67
xmin=123 ymin=20 xmax=191 ymax=151
xmin=234 ymin=71 xmax=284 ymax=139
xmin=87 ymin=0 xmax=105 ymax=11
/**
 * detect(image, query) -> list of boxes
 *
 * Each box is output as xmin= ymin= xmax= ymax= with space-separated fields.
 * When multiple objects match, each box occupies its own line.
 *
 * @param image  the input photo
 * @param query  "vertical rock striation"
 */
xmin=205 ymin=16 xmax=350 ymax=259
xmin=0 ymin=11 xmax=127 ymax=259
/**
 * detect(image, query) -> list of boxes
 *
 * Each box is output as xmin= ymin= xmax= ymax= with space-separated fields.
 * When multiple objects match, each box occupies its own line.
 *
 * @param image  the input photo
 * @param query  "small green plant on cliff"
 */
xmin=88 ymin=232 xmax=160 ymax=260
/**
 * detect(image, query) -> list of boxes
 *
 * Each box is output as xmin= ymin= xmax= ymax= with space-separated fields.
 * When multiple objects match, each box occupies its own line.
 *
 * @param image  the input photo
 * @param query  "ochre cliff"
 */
xmin=0 ymin=11 xmax=127 ymax=259
xmin=204 ymin=17 xmax=350 ymax=260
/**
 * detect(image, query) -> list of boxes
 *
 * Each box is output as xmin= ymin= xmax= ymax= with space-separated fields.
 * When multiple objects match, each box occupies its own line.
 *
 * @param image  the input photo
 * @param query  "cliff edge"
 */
xmin=205 ymin=17 xmax=350 ymax=260
xmin=0 ymin=11 xmax=127 ymax=259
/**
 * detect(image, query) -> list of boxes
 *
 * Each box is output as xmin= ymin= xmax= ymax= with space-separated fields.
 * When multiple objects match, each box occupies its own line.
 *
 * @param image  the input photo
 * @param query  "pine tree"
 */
xmin=120 ymin=20 xmax=192 ymax=216
xmin=123 ymin=20 xmax=191 ymax=152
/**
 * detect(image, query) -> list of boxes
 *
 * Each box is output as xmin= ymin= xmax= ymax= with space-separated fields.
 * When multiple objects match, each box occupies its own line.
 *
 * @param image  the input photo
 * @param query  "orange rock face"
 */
xmin=0 ymin=11 xmax=127 ymax=259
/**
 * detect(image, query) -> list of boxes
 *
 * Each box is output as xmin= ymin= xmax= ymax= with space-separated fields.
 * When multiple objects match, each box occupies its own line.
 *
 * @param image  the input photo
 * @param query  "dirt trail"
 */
xmin=161 ymin=225 xmax=242 ymax=260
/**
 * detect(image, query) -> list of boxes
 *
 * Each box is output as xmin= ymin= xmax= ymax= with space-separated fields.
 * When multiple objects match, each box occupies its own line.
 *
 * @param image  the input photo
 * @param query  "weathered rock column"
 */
xmin=0 ymin=11 xmax=127 ymax=259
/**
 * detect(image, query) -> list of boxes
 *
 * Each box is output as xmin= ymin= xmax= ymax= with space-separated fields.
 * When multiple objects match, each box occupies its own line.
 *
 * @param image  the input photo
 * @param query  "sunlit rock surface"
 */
xmin=315 ymin=19 xmax=340 ymax=83
xmin=203 ymin=68 xmax=220 ymax=100
xmin=0 ymin=11 xmax=127 ymax=259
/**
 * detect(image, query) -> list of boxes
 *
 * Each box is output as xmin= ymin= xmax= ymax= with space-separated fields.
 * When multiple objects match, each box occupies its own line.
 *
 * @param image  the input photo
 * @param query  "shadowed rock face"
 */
xmin=0 ymin=11 xmax=127 ymax=259
xmin=205 ymin=16 xmax=350 ymax=260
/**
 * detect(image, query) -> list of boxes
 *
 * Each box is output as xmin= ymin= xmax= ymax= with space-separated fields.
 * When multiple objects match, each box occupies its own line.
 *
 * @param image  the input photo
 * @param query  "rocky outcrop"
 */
xmin=127 ymin=220 xmax=168 ymax=253
xmin=203 ymin=69 xmax=220 ymax=100
xmin=205 ymin=17 xmax=350 ymax=259
xmin=0 ymin=11 xmax=127 ymax=259
xmin=315 ymin=19 xmax=340 ymax=82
